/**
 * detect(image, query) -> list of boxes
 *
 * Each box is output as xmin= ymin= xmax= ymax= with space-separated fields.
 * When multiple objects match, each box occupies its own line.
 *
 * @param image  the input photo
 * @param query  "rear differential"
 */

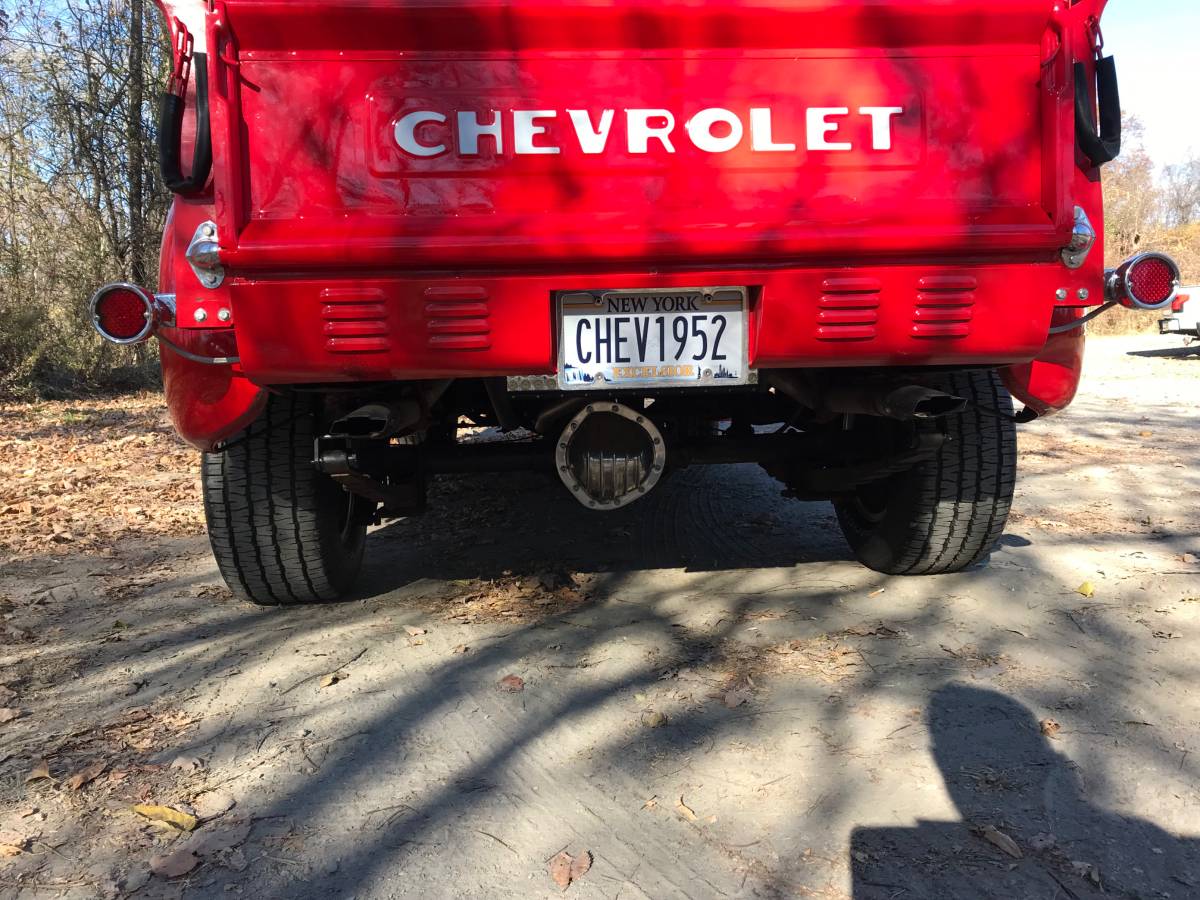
xmin=556 ymin=403 xmax=666 ymax=509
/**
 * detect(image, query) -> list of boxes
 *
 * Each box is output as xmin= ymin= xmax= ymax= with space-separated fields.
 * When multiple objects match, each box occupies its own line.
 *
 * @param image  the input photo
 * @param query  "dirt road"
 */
xmin=1 ymin=334 xmax=1198 ymax=899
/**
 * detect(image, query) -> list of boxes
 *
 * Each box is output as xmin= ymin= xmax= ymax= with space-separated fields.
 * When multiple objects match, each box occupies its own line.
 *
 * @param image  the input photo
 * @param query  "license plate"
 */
xmin=558 ymin=288 xmax=748 ymax=390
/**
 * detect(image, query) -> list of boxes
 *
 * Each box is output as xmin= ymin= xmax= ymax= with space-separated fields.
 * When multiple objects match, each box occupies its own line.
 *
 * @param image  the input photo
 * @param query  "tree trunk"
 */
xmin=128 ymin=0 xmax=145 ymax=285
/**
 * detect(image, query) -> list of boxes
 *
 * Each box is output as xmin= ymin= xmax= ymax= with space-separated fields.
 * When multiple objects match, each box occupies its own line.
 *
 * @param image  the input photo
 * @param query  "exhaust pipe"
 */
xmin=825 ymin=384 xmax=967 ymax=420
xmin=770 ymin=373 xmax=966 ymax=421
xmin=330 ymin=402 xmax=420 ymax=440
xmin=329 ymin=380 xmax=453 ymax=440
xmin=556 ymin=402 xmax=666 ymax=509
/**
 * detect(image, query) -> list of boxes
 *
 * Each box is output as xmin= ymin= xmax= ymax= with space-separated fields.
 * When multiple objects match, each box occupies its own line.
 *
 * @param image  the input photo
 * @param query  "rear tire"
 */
xmin=202 ymin=394 xmax=367 ymax=605
xmin=833 ymin=370 xmax=1017 ymax=575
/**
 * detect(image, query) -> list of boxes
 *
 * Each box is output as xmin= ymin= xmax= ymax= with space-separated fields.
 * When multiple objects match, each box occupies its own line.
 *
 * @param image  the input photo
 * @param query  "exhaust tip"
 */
xmin=556 ymin=403 xmax=666 ymax=510
xmin=880 ymin=385 xmax=968 ymax=420
xmin=911 ymin=394 xmax=968 ymax=419
xmin=89 ymin=282 xmax=156 ymax=345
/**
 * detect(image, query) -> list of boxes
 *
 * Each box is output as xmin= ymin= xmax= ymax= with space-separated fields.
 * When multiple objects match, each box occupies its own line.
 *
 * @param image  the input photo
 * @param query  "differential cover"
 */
xmin=555 ymin=402 xmax=666 ymax=509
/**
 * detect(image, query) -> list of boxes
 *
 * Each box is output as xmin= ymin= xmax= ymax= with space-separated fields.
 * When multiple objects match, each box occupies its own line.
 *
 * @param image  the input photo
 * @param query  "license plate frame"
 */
xmin=556 ymin=287 xmax=750 ymax=391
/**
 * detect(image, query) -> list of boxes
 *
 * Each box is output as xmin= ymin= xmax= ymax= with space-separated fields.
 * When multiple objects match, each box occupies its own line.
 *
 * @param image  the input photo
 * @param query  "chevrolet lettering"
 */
xmin=393 ymin=106 xmax=906 ymax=157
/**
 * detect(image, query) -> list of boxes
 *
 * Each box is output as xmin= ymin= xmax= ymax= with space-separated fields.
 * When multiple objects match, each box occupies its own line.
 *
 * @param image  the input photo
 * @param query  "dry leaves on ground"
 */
xmin=548 ymin=849 xmax=592 ymax=890
xmin=24 ymin=759 xmax=51 ymax=783
xmin=497 ymin=674 xmax=525 ymax=692
xmin=192 ymin=790 xmax=236 ymax=820
xmin=0 ymin=396 xmax=203 ymax=560
xmin=132 ymin=804 xmax=199 ymax=832
xmin=1040 ymin=719 xmax=1062 ymax=739
xmin=977 ymin=824 xmax=1023 ymax=859
xmin=676 ymin=796 xmax=699 ymax=822
xmin=65 ymin=760 xmax=106 ymax=791
xmin=150 ymin=848 xmax=200 ymax=878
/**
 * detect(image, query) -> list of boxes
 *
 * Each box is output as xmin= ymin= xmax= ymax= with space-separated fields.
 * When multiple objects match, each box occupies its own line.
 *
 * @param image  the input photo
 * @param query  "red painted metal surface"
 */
xmin=151 ymin=0 xmax=1114 ymax=443
xmin=1001 ymin=308 xmax=1087 ymax=419
xmin=157 ymin=202 xmax=266 ymax=451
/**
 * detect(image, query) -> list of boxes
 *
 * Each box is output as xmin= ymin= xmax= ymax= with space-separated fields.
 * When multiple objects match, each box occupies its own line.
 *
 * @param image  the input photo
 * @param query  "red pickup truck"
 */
xmin=91 ymin=0 xmax=1180 ymax=605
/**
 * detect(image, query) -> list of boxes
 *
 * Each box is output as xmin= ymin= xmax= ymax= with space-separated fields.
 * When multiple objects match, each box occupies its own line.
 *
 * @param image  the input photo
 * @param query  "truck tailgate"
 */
xmin=207 ymin=0 xmax=1073 ymax=271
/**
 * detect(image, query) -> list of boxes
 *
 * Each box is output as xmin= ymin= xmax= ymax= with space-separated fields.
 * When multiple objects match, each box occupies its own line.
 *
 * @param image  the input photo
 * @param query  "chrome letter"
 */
xmin=513 ymin=110 xmax=559 ymax=155
xmin=685 ymin=108 xmax=744 ymax=153
xmin=626 ymin=109 xmax=676 ymax=153
xmin=457 ymin=110 xmax=503 ymax=155
xmin=806 ymin=107 xmax=852 ymax=152
xmin=749 ymin=108 xmax=796 ymax=152
xmin=567 ymin=109 xmax=615 ymax=154
xmin=858 ymin=107 xmax=904 ymax=151
xmin=395 ymin=111 xmax=447 ymax=157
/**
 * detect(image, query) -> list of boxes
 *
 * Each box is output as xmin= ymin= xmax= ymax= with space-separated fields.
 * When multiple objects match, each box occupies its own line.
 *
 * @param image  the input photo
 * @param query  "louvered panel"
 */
xmin=319 ymin=287 xmax=390 ymax=354
xmin=913 ymin=275 xmax=976 ymax=339
xmin=816 ymin=276 xmax=881 ymax=341
xmin=424 ymin=286 xmax=491 ymax=350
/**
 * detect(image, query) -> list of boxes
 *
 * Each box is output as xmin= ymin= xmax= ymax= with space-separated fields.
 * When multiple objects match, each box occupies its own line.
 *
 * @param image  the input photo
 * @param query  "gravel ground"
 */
xmin=0 ymin=333 xmax=1198 ymax=899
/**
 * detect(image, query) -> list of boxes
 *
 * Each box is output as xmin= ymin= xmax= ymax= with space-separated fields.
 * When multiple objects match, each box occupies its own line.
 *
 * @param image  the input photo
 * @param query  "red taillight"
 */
xmin=1107 ymin=252 xmax=1181 ymax=311
xmin=89 ymin=283 xmax=155 ymax=344
xmin=1172 ymin=293 xmax=1191 ymax=314
xmin=1127 ymin=257 xmax=1176 ymax=305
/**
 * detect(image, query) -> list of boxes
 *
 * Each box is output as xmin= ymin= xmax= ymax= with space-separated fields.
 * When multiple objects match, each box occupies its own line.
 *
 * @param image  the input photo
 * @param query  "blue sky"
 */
xmin=1103 ymin=0 xmax=1199 ymax=168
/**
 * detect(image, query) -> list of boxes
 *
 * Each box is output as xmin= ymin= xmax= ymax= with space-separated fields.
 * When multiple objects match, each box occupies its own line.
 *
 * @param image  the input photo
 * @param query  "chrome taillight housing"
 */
xmin=1105 ymin=253 xmax=1182 ymax=311
xmin=89 ymin=283 xmax=174 ymax=344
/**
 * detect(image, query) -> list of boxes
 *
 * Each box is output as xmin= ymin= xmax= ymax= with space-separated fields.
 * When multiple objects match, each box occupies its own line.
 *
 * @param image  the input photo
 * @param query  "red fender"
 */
xmin=1000 ymin=308 xmax=1086 ymax=420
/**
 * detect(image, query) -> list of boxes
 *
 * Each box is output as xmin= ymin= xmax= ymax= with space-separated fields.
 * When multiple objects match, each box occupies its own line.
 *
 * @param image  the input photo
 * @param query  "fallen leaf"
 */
xmin=170 ymin=755 xmax=205 ymax=773
xmin=549 ymin=851 xmax=574 ymax=890
xmin=319 ymin=672 xmax=346 ymax=688
xmin=1030 ymin=832 xmax=1057 ymax=851
xmin=24 ymin=759 xmax=51 ymax=783
xmin=676 ymin=796 xmax=699 ymax=822
xmin=497 ymin=674 xmax=525 ymax=693
xmin=979 ymin=824 xmax=1023 ymax=859
xmin=569 ymin=851 xmax=593 ymax=883
xmin=724 ymin=690 xmax=751 ymax=709
xmin=66 ymin=761 xmax=106 ymax=791
xmin=641 ymin=796 xmax=658 ymax=811
xmin=452 ymin=644 xmax=470 ymax=654
xmin=641 ymin=710 xmax=667 ymax=728
xmin=150 ymin=848 xmax=199 ymax=878
xmin=133 ymin=804 xmax=199 ymax=832
xmin=1076 ymin=581 xmax=1096 ymax=598
xmin=404 ymin=625 xmax=427 ymax=636
xmin=844 ymin=623 xmax=900 ymax=638
xmin=1039 ymin=719 xmax=1062 ymax=739
xmin=1182 ymin=553 xmax=1198 ymax=565
xmin=0 ymin=829 xmax=29 ymax=855
xmin=0 ymin=707 xmax=24 ymax=723
xmin=192 ymin=790 xmax=236 ymax=820
xmin=1071 ymin=860 xmax=1101 ymax=884
xmin=181 ymin=820 xmax=251 ymax=857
